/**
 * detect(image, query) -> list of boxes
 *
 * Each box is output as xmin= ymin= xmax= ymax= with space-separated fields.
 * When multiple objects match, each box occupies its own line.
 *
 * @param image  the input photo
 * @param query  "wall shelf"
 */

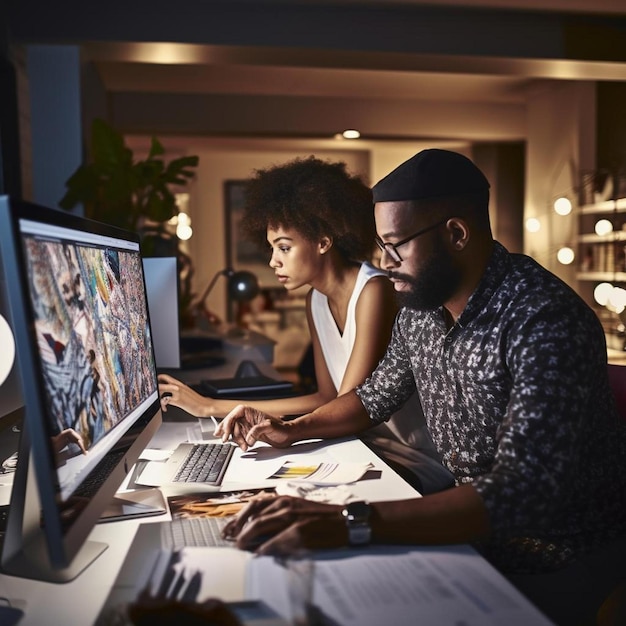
xmin=577 ymin=197 xmax=626 ymax=277
xmin=576 ymin=195 xmax=626 ymax=353
xmin=577 ymin=271 xmax=626 ymax=282
xmin=578 ymin=231 xmax=626 ymax=244
xmin=579 ymin=198 xmax=626 ymax=214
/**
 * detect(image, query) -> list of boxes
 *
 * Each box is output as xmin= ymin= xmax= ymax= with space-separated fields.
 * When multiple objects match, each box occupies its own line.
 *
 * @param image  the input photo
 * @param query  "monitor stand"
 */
xmin=0 ymin=422 xmax=107 ymax=584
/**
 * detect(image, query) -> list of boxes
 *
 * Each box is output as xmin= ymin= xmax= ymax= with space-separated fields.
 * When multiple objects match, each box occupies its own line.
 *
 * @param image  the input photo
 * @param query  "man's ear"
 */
xmin=446 ymin=217 xmax=470 ymax=250
xmin=319 ymin=236 xmax=333 ymax=254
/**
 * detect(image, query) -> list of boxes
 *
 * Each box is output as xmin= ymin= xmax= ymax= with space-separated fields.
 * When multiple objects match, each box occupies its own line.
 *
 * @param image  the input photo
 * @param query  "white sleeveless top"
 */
xmin=311 ymin=262 xmax=382 ymax=391
xmin=310 ymin=262 xmax=454 ymax=494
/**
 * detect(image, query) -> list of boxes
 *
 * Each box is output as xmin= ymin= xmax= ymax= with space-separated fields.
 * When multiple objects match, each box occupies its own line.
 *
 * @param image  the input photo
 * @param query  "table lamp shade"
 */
xmin=0 ymin=314 xmax=15 ymax=386
xmin=227 ymin=270 xmax=259 ymax=302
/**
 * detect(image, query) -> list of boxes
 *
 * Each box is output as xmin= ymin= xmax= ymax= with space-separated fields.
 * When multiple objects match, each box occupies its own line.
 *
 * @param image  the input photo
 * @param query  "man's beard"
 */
xmin=392 ymin=236 xmax=461 ymax=311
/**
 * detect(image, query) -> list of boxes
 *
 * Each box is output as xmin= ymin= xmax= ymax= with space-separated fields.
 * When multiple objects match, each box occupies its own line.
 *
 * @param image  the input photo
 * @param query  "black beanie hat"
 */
xmin=372 ymin=149 xmax=490 ymax=203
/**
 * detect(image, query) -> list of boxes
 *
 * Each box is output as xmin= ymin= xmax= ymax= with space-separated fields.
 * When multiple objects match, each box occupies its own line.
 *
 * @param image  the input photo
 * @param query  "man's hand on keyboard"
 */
xmin=215 ymin=405 xmax=293 ymax=451
xmin=222 ymin=494 xmax=344 ymax=556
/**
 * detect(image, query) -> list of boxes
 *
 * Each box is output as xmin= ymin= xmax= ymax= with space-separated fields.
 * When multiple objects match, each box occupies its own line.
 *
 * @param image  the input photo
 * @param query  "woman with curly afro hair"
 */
xmin=159 ymin=156 xmax=453 ymax=494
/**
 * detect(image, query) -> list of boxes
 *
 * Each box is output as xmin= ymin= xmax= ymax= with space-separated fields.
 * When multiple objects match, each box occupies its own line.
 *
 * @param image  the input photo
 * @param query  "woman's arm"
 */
xmin=160 ymin=275 xmax=397 ymax=419
xmin=159 ymin=289 xmax=349 ymax=419
xmin=337 ymin=275 xmax=397 ymax=395
xmin=304 ymin=288 xmax=344 ymax=401
xmin=158 ymin=370 xmax=336 ymax=419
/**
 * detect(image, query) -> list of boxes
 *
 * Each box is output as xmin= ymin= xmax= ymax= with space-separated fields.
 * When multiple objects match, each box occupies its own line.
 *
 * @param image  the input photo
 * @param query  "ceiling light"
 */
xmin=342 ymin=129 xmax=360 ymax=139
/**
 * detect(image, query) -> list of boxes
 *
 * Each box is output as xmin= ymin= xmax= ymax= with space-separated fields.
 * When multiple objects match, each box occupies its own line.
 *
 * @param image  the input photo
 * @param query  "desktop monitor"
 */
xmin=0 ymin=196 xmax=163 ymax=583
xmin=143 ymin=256 xmax=180 ymax=369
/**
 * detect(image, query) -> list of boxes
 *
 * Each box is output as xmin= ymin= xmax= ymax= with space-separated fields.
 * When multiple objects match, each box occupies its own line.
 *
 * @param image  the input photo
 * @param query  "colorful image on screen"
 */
xmin=22 ymin=236 xmax=157 ymax=470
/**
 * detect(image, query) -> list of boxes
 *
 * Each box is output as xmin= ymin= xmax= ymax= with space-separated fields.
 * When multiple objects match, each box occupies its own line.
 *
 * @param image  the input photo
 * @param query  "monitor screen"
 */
xmin=0 ymin=196 xmax=162 ymax=582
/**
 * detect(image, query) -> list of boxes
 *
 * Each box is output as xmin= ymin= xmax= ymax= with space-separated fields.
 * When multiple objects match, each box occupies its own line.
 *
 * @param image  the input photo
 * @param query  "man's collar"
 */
xmin=455 ymin=241 xmax=510 ymax=326
xmin=407 ymin=241 xmax=510 ymax=329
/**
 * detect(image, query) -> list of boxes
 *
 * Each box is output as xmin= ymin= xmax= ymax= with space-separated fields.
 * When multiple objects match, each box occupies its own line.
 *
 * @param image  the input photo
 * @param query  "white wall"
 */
xmin=178 ymin=142 xmax=371 ymax=320
xmin=524 ymin=80 xmax=596 ymax=288
xmin=129 ymin=137 xmax=473 ymax=321
xmin=133 ymin=125 xmax=603 ymax=327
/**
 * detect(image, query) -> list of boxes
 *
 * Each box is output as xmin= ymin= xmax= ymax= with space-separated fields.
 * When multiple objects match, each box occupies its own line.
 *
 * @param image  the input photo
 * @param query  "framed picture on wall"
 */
xmin=224 ymin=179 xmax=276 ymax=320
xmin=224 ymin=179 xmax=270 ymax=272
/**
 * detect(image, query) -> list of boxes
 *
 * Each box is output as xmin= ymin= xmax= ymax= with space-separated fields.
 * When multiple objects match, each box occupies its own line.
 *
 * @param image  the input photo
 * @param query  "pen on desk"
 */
xmin=210 ymin=415 xmax=219 ymax=431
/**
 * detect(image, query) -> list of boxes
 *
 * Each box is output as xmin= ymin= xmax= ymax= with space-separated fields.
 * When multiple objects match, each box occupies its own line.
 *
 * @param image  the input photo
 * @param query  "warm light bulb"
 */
xmin=609 ymin=286 xmax=626 ymax=311
xmin=557 ymin=246 xmax=575 ymax=265
xmin=342 ymin=129 xmax=360 ymax=139
xmin=553 ymin=197 xmax=572 ymax=216
xmin=176 ymin=224 xmax=193 ymax=240
xmin=594 ymin=282 xmax=614 ymax=306
xmin=0 ymin=314 xmax=15 ymax=386
xmin=594 ymin=219 xmax=613 ymax=236
xmin=525 ymin=217 xmax=541 ymax=233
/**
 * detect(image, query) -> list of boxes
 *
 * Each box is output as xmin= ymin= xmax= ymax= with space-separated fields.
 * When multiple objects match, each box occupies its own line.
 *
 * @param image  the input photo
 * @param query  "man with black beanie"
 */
xmin=217 ymin=149 xmax=626 ymax=625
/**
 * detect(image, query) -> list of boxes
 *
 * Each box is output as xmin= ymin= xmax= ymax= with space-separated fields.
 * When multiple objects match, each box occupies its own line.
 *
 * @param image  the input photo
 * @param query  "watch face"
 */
xmin=345 ymin=501 xmax=370 ymax=523
xmin=343 ymin=501 xmax=371 ymax=545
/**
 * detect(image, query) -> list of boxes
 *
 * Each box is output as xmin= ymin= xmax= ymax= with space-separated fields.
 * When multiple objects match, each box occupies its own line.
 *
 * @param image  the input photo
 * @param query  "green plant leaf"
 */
xmin=147 ymin=136 xmax=165 ymax=159
xmin=90 ymin=119 xmax=132 ymax=169
xmin=59 ymin=118 xmax=199 ymax=232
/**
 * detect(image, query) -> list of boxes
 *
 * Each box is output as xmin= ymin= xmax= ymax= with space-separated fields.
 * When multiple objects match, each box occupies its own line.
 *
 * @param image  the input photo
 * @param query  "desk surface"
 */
xmin=0 ymin=419 xmax=554 ymax=626
xmin=0 ymin=419 xmax=417 ymax=626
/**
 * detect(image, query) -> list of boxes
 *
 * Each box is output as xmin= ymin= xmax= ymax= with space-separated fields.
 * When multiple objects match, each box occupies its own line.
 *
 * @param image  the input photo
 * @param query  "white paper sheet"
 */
xmin=246 ymin=546 xmax=554 ymax=626
xmin=266 ymin=459 xmax=372 ymax=485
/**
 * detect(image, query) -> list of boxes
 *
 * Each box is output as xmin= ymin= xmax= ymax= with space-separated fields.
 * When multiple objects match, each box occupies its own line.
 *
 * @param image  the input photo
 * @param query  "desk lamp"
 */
xmin=195 ymin=268 xmax=260 ymax=327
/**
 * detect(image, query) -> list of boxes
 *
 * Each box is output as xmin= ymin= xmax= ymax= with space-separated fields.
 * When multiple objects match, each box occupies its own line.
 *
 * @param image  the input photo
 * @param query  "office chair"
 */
xmin=607 ymin=363 xmax=626 ymax=423
xmin=596 ymin=363 xmax=626 ymax=626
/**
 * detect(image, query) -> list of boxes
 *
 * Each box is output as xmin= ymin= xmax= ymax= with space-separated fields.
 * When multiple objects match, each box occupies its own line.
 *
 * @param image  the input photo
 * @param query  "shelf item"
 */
xmin=579 ymin=198 xmax=626 ymax=214
xmin=575 ymin=190 xmax=626 ymax=353
xmin=577 ymin=196 xmax=626 ymax=277
xmin=578 ymin=271 xmax=626 ymax=282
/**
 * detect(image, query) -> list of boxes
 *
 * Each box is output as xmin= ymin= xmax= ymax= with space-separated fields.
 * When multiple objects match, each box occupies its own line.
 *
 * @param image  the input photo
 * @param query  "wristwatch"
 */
xmin=342 ymin=500 xmax=372 ymax=546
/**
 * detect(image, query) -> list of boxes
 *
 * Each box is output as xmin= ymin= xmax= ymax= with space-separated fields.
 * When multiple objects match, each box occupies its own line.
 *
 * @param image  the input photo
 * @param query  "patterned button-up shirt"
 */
xmin=356 ymin=242 xmax=626 ymax=573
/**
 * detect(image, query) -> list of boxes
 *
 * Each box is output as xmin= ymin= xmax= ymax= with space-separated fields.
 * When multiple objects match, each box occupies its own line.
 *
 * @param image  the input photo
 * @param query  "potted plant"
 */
xmin=59 ymin=118 xmax=200 ymax=325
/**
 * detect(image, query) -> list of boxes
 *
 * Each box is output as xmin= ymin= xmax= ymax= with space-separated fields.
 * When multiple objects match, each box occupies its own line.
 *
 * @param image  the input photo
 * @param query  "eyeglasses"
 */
xmin=375 ymin=218 xmax=449 ymax=263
